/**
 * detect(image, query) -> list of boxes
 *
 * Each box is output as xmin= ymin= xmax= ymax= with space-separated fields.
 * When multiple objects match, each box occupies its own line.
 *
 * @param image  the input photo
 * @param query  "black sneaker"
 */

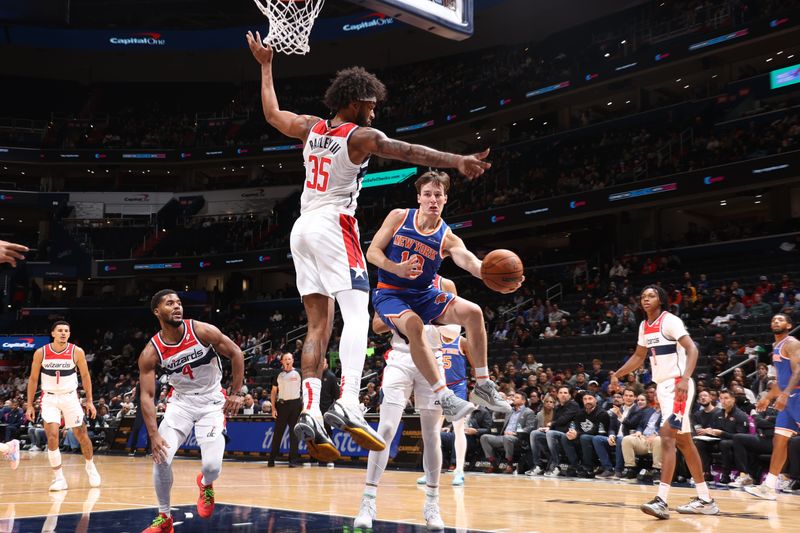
xmin=641 ymin=496 xmax=670 ymax=519
xmin=718 ymin=473 xmax=732 ymax=485
xmin=597 ymin=469 xmax=615 ymax=479
xmin=324 ymin=400 xmax=386 ymax=452
xmin=294 ymin=412 xmax=341 ymax=462
xmin=622 ymin=467 xmax=638 ymax=481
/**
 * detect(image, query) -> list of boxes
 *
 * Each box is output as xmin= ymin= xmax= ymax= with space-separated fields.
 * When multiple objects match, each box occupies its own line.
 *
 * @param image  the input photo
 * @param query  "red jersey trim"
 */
xmin=44 ymin=343 xmax=75 ymax=360
xmin=310 ymin=120 xmax=358 ymax=138
xmin=643 ymin=311 xmax=667 ymax=335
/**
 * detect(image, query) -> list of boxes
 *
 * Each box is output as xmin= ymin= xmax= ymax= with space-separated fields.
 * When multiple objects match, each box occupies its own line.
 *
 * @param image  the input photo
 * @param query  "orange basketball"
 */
xmin=480 ymin=249 xmax=524 ymax=293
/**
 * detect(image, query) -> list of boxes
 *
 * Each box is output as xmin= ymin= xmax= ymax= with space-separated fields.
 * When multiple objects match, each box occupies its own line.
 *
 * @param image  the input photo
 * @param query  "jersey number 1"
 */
xmin=182 ymin=365 xmax=195 ymax=380
xmin=306 ymin=155 xmax=331 ymax=192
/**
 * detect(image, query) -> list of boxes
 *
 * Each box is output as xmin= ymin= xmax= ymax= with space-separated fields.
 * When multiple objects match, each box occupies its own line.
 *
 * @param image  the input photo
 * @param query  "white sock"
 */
xmin=425 ymin=487 xmax=439 ymax=504
xmin=47 ymin=449 xmax=64 ymax=479
xmin=303 ymin=378 xmax=322 ymax=416
xmin=363 ymin=485 xmax=377 ymax=498
xmin=433 ymin=380 xmax=453 ymax=401
xmin=85 ymin=458 xmax=94 ymax=467
xmin=335 ymin=289 xmax=370 ymax=406
xmin=475 ymin=367 xmax=489 ymax=385
xmin=695 ymin=482 xmax=711 ymax=502
xmin=657 ymin=482 xmax=670 ymax=502
xmin=453 ymin=417 xmax=467 ymax=474
xmin=764 ymin=473 xmax=778 ymax=489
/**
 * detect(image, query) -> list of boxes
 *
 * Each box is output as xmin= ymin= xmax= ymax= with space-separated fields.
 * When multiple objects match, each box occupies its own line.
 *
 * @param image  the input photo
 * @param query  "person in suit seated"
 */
xmin=621 ymin=399 xmax=662 ymax=481
xmin=441 ymin=405 xmax=492 ymax=471
xmin=480 ymin=391 xmax=536 ymax=473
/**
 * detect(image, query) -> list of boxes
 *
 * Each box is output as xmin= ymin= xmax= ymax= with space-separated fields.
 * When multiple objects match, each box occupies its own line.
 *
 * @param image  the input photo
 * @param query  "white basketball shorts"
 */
xmin=381 ymin=349 xmax=444 ymax=412
xmin=161 ymin=389 xmax=226 ymax=445
xmin=41 ymin=391 xmax=84 ymax=429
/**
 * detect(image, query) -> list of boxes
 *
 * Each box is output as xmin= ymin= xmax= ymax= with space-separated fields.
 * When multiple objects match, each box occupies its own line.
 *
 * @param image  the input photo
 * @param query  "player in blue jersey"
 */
xmin=745 ymin=313 xmax=800 ymax=500
xmin=367 ymin=171 xmax=518 ymax=422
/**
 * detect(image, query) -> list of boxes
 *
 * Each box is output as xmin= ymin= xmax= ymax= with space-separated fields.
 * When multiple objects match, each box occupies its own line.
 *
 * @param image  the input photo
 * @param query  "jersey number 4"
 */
xmin=182 ymin=365 xmax=195 ymax=380
xmin=306 ymin=155 xmax=331 ymax=192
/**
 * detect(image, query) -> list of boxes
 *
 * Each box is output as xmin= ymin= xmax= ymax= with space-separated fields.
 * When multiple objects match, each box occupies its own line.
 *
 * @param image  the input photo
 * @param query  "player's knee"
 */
xmin=403 ymin=316 xmax=425 ymax=337
xmin=460 ymin=301 xmax=483 ymax=326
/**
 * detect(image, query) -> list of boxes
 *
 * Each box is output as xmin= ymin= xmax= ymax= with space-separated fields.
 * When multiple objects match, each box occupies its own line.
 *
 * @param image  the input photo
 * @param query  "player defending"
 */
xmin=367 ymin=171 xmax=513 ymax=420
xmin=25 ymin=321 xmax=101 ymax=490
xmin=745 ymin=313 xmax=800 ymax=500
xmin=139 ymin=290 xmax=244 ymax=533
xmin=610 ymin=285 xmax=719 ymax=519
xmin=246 ymin=32 xmax=491 ymax=461
xmin=354 ymin=322 xmax=448 ymax=530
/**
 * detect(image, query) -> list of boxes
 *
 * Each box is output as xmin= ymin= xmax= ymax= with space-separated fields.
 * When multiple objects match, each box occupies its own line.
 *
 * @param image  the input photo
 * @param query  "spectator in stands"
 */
xmin=617 ymin=395 xmax=655 ymax=480
xmin=542 ymin=322 xmax=559 ymax=339
xmin=730 ymin=383 xmax=755 ymax=413
xmin=749 ymin=293 xmax=772 ymax=318
xmin=528 ymin=385 xmax=581 ymax=477
xmin=261 ymin=401 xmax=273 ymax=415
xmin=241 ymin=394 xmax=256 ymax=415
xmin=1 ymin=399 xmax=24 ymax=442
xmin=620 ymin=399 xmax=662 ymax=481
xmin=572 ymin=392 xmax=611 ymax=478
xmin=619 ymin=307 xmax=637 ymax=333
xmin=548 ymin=303 xmax=570 ymax=323
xmin=729 ymin=398 xmax=778 ymax=489
xmin=589 ymin=359 xmax=608 ymax=385
xmin=568 ymin=363 xmax=589 ymax=388
xmin=751 ymin=363 xmax=771 ymax=398
xmin=441 ymin=406 xmax=492 ymax=471
xmin=521 ymin=353 xmax=541 ymax=374
xmin=695 ymin=389 xmax=749 ymax=483
xmin=594 ymin=314 xmax=611 ymax=335
xmin=481 ymin=392 xmax=536 ymax=474
xmin=606 ymin=388 xmax=644 ymax=477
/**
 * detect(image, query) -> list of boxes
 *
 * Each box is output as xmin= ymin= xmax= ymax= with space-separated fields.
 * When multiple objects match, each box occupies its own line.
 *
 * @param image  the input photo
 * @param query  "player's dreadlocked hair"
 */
xmin=323 ymin=66 xmax=387 ymax=112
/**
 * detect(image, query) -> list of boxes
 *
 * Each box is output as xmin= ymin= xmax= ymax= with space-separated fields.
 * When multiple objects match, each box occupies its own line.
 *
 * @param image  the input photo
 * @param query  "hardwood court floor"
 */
xmin=2 ymin=452 xmax=800 ymax=532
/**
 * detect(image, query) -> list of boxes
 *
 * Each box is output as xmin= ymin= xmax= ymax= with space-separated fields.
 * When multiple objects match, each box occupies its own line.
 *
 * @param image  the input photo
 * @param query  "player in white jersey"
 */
xmin=610 ymin=285 xmax=719 ymax=519
xmin=24 ymin=320 xmax=101 ymax=491
xmin=354 ymin=320 xmax=447 ymax=531
xmin=246 ymin=32 xmax=491 ymax=462
xmin=138 ymin=290 xmax=244 ymax=533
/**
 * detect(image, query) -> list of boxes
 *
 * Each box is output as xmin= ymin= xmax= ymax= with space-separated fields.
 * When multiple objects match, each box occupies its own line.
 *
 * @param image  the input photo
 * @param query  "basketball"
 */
xmin=480 ymin=249 xmax=524 ymax=293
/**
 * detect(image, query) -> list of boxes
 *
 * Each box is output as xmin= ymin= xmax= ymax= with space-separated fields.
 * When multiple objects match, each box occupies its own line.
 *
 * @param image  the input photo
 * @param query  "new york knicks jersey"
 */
xmin=41 ymin=343 xmax=78 ymax=394
xmin=773 ymin=336 xmax=798 ymax=390
xmin=377 ymin=208 xmax=449 ymax=290
xmin=150 ymin=320 xmax=222 ymax=395
xmin=442 ymin=337 xmax=467 ymax=386
xmin=301 ymin=120 xmax=369 ymax=217
xmin=637 ymin=311 xmax=690 ymax=384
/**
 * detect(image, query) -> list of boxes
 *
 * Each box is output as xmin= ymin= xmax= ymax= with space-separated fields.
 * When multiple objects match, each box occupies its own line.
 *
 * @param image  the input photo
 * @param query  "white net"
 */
xmin=252 ymin=0 xmax=327 ymax=56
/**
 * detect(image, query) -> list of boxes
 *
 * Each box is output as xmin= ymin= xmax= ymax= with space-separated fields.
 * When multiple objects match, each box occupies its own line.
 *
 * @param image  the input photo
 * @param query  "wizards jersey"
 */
xmin=41 ymin=343 xmax=78 ymax=394
xmin=150 ymin=320 xmax=222 ymax=395
xmin=377 ymin=208 xmax=449 ymax=290
xmin=637 ymin=311 xmax=690 ymax=384
xmin=301 ymin=120 xmax=369 ymax=217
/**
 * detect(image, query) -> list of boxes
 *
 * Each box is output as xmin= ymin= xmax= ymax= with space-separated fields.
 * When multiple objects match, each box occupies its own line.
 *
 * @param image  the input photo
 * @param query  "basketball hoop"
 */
xmin=252 ymin=0 xmax=326 ymax=56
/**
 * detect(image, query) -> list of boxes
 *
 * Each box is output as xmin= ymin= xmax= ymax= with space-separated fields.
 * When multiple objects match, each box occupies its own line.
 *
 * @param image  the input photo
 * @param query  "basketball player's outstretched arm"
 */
xmin=366 ymin=209 xmax=424 ymax=279
xmin=73 ymin=347 xmax=96 ymax=419
xmin=350 ymin=128 xmax=491 ymax=179
xmin=609 ymin=345 xmax=647 ymax=391
xmin=246 ymin=31 xmax=319 ymax=142
xmin=25 ymin=348 xmax=44 ymax=420
xmin=138 ymin=343 xmax=169 ymax=463
xmin=776 ymin=338 xmax=800 ymax=411
xmin=194 ymin=321 xmax=245 ymax=416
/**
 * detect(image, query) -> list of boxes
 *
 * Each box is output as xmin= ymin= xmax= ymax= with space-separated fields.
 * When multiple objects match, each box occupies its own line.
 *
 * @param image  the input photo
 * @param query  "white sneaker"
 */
xmin=777 ymin=474 xmax=793 ymax=492
xmin=423 ymin=501 xmax=445 ymax=531
xmin=86 ymin=462 xmax=101 ymax=488
xmin=28 ymin=445 xmax=41 ymax=452
xmin=744 ymin=484 xmax=777 ymax=501
xmin=728 ymin=472 xmax=753 ymax=488
xmin=543 ymin=467 xmax=560 ymax=477
xmin=3 ymin=439 xmax=20 ymax=470
xmin=49 ymin=477 xmax=68 ymax=491
xmin=526 ymin=465 xmax=543 ymax=476
xmin=417 ymin=475 xmax=427 ymax=485
xmin=353 ymin=497 xmax=376 ymax=529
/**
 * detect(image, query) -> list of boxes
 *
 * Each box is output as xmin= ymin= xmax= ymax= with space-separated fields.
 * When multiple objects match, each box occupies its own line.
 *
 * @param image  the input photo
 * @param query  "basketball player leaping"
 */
xmin=367 ymin=171 xmax=516 ymax=420
xmin=610 ymin=286 xmax=719 ymax=519
xmin=744 ymin=313 xmax=800 ymax=500
xmin=24 ymin=321 xmax=101 ymax=491
xmin=139 ymin=290 xmax=244 ymax=533
xmin=246 ymin=32 xmax=491 ymax=461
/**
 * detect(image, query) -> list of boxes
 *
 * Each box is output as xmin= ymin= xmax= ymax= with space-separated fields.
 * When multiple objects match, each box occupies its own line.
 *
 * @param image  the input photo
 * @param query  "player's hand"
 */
xmin=272 ymin=407 xmax=278 ymax=419
xmin=85 ymin=402 xmax=97 ymax=419
xmin=150 ymin=434 xmax=171 ymax=464
xmin=0 ymin=240 xmax=29 ymax=267
xmin=457 ymin=149 xmax=491 ymax=180
xmin=26 ymin=405 xmax=35 ymax=421
xmin=224 ymin=394 xmax=244 ymax=417
xmin=246 ymin=31 xmax=273 ymax=65
xmin=775 ymin=392 xmax=789 ymax=412
xmin=675 ymin=378 xmax=689 ymax=403
xmin=497 ymin=275 xmax=525 ymax=294
xmin=755 ymin=395 xmax=770 ymax=412
xmin=608 ymin=371 xmax=619 ymax=392
xmin=395 ymin=256 xmax=423 ymax=280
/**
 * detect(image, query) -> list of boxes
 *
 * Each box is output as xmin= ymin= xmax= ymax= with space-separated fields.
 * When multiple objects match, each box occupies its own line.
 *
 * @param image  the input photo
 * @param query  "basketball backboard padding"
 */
xmin=347 ymin=0 xmax=473 ymax=40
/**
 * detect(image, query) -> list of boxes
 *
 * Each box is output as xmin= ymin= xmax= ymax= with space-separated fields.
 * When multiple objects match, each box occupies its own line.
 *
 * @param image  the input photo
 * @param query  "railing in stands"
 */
xmin=546 ymin=282 xmax=563 ymax=303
